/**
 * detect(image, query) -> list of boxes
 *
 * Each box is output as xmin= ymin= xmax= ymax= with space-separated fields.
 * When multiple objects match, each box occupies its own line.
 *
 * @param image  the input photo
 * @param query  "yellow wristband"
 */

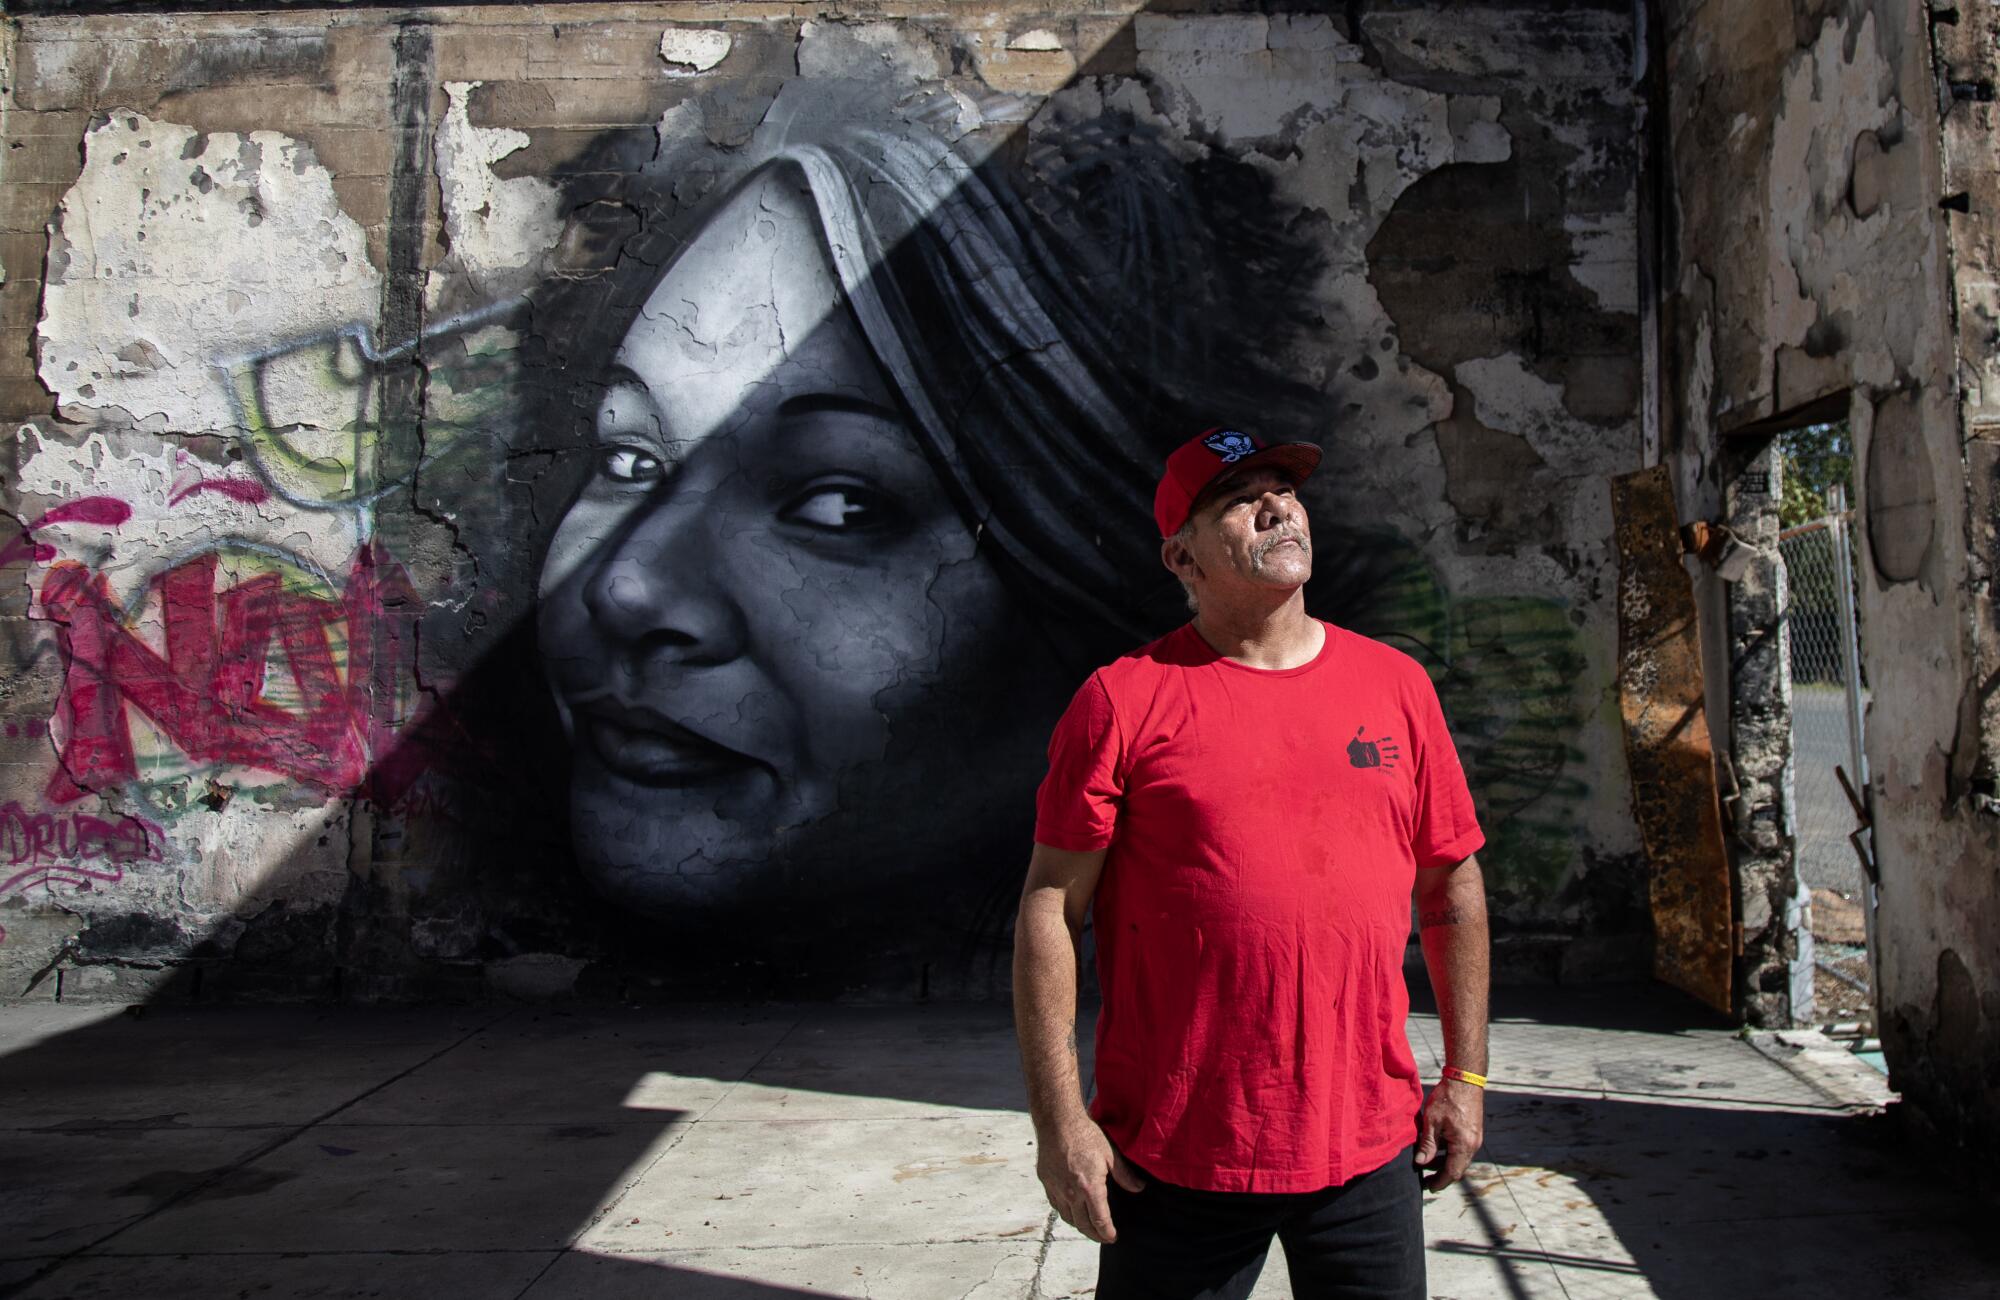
xmin=1440 ymin=1066 xmax=1487 ymax=1089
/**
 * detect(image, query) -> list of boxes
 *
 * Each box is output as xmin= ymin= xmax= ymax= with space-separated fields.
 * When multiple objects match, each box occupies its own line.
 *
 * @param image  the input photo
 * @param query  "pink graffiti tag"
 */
xmin=0 ymin=802 xmax=163 ymax=945
xmin=39 ymin=544 xmax=426 ymax=805
xmin=0 ymin=801 xmax=162 ymax=879
xmin=0 ymin=497 xmax=136 ymax=568
xmin=166 ymin=479 xmax=271 ymax=509
xmin=35 ymin=498 xmax=136 ymax=529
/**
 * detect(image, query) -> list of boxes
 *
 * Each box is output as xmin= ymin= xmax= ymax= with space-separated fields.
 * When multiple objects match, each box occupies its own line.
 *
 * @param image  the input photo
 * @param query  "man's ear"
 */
xmin=1161 ymin=534 xmax=1200 ymax=584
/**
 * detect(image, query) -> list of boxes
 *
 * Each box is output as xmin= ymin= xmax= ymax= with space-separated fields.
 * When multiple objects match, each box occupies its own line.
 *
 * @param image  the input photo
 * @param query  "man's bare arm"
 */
xmin=1014 ymin=842 xmax=1144 ymax=1242
xmin=1413 ymin=852 xmax=1490 ymax=1191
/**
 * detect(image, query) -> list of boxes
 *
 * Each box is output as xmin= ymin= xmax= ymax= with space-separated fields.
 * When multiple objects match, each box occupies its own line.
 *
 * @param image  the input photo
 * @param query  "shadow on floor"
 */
xmin=5 ymin=982 xmax=1996 ymax=1298
xmin=0 ymin=1000 xmax=868 ymax=1298
xmin=1421 ymin=987 xmax=2000 ymax=1300
xmin=1456 ymin=1093 xmax=1998 ymax=1298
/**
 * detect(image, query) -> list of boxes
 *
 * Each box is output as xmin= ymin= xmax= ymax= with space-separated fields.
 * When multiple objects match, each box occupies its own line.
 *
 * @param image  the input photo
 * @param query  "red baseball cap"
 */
xmin=1153 ymin=427 xmax=1322 ymax=537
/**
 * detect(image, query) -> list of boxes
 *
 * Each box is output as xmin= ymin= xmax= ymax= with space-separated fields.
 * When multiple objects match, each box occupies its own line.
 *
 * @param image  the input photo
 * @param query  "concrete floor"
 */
xmin=1 ymin=987 xmax=1993 ymax=1299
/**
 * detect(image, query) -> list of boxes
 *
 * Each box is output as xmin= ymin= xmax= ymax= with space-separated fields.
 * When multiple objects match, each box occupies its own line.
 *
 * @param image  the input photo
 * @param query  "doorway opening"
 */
xmin=1772 ymin=420 xmax=1878 ymax=1047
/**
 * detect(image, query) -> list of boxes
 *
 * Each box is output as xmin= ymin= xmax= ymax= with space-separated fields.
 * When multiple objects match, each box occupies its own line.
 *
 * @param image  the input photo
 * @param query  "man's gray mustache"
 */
xmin=1251 ymin=531 xmax=1311 ymax=563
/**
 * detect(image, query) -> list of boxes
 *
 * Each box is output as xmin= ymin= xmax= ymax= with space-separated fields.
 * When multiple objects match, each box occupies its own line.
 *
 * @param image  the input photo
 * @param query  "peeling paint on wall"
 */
xmin=39 ymin=112 xmax=380 ymax=434
xmin=1762 ymin=13 xmax=1941 ymax=409
xmin=433 ymin=82 xmax=564 ymax=304
xmin=659 ymin=28 xmax=732 ymax=74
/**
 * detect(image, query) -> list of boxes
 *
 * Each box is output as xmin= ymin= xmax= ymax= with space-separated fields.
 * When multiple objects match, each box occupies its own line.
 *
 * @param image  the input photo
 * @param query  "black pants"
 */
xmin=1097 ymin=1146 xmax=1424 ymax=1300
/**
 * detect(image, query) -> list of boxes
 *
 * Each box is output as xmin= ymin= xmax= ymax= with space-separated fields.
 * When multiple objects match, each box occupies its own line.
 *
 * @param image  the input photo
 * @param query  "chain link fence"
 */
xmin=1779 ymin=512 xmax=1868 ymax=899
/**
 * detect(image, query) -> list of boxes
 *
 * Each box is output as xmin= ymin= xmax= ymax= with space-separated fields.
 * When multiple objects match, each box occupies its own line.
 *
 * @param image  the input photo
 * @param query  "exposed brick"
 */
xmin=0 ymin=233 xmax=51 ymax=288
xmin=1 ymin=110 xmax=96 ymax=144
xmin=294 ymin=127 xmax=397 ymax=181
xmin=975 ymin=47 xmax=1078 ymax=95
xmin=150 ymin=80 xmax=393 ymax=135
xmin=57 ymin=962 xmax=198 ymax=1004
xmin=0 ymin=333 xmax=49 ymax=374
xmin=328 ymin=175 xmax=390 ymax=232
xmin=1074 ymin=15 xmax=1141 ymax=74
xmin=0 ymin=333 xmax=40 ymax=376
xmin=12 ymin=36 xmax=101 ymax=112
xmin=487 ymin=127 xmax=659 ymax=180
xmin=465 ymin=77 xmax=676 ymax=130
xmin=0 ymin=184 xmax=67 ymax=237
xmin=0 ymin=131 xmax=87 ymax=188
xmin=323 ymin=22 xmax=398 ymax=86
xmin=0 ymin=377 xmax=55 ymax=425
xmin=15 ymin=30 xmax=339 ymax=112
xmin=528 ymin=22 xmax=677 ymax=78
xmin=433 ymin=30 xmax=534 ymax=83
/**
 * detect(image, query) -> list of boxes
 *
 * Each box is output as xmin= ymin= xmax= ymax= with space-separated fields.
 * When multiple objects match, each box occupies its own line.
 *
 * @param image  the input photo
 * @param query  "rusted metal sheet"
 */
xmin=1611 ymin=464 xmax=1734 ymax=1015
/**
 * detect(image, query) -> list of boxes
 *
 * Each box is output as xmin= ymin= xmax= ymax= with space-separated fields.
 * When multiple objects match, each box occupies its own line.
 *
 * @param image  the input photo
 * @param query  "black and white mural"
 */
xmin=527 ymin=80 xmax=1342 ymax=988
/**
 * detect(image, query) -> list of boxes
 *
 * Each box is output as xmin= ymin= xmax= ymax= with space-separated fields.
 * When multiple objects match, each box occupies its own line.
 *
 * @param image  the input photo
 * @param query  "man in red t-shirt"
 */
xmin=1013 ymin=428 xmax=1490 ymax=1299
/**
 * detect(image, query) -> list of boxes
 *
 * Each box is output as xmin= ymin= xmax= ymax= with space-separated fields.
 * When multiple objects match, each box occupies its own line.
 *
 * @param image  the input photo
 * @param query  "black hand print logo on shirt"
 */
xmin=1347 ymin=726 xmax=1401 ymax=770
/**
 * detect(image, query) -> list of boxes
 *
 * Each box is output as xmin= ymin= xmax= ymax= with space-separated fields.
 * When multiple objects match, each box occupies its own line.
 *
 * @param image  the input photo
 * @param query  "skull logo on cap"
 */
xmin=1203 ymin=430 xmax=1257 ymax=462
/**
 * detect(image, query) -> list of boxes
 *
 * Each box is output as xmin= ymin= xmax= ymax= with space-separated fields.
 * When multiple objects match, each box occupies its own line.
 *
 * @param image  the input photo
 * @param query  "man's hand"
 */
xmin=1414 ymin=851 xmax=1488 ymax=1193
xmin=1414 ymin=1076 xmax=1485 ymax=1191
xmin=1017 ymin=844 xmax=1133 ymax=1239
xmin=1035 ymin=1113 xmax=1147 ymax=1243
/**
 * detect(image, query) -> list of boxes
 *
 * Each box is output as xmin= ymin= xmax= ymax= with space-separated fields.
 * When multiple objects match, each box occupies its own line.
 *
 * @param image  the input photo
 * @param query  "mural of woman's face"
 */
xmin=537 ymin=166 xmax=1047 ymax=932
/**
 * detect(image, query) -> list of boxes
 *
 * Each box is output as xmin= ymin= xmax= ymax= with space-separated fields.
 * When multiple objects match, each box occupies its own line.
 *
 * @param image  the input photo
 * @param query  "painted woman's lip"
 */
xmin=574 ymin=704 xmax=760 ymax=786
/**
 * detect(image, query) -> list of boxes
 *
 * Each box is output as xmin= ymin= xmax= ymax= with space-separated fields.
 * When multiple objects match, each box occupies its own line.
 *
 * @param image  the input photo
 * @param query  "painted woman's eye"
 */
xmin=780 ymin=484 xmax=900 ymax=532
xmin=599 ymin=446 xmax=664 ymax=484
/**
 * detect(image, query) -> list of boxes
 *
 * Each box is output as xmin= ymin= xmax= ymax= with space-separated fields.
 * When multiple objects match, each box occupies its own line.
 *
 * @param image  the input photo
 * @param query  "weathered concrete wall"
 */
xmin=1660 ymin=0 xmax=1947 ymax=1026
xmin=1907 ymin=0 xmax=2000 ymax=1164
xmin=0 ymin=1 xmax=1646 ymax=1001
xmin=1662 ymin=0 xmax=2000 ymax=1151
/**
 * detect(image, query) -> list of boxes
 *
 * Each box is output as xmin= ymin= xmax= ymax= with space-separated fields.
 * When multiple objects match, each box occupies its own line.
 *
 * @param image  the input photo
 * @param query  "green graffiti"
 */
xmin=215 ymin=305 xmax=523 ymax=512
xmin=1338 ymin=534 xmax=1592 ymax=896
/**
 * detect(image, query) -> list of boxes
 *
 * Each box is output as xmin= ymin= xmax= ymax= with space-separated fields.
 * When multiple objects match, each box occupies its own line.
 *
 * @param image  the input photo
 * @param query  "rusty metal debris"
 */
xmin=1613 ymin=464 xmax=1735 ymax=1015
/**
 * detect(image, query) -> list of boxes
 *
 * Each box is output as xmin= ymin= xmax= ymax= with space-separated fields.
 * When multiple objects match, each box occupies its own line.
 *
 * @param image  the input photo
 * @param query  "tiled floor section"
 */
xmin=1 ymin=988 xmax=1993 ymax=1299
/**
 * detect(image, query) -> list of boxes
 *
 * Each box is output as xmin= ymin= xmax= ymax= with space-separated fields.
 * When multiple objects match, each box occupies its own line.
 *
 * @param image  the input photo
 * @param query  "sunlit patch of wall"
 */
xmin=0 ymin=2 xmax=1649 ymax=1001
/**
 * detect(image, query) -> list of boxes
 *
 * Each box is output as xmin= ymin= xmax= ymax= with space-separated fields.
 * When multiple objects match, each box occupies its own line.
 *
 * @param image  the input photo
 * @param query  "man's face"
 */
xmin=536 ymin=166 xmax=1036 ymax=924
xmin=1174 ymin=465 xmax=1314 ymax=597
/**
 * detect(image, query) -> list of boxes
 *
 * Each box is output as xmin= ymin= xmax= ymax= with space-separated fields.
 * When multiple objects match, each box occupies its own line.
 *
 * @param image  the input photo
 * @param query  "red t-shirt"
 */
xmin=1033 ymin=619 xmax=1484 ymax=1194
